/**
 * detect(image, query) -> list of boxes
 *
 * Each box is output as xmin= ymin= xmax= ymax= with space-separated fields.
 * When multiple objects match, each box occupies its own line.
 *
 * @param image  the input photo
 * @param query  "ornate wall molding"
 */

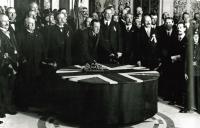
xmin=95 ymin=0 xmax=115 ymax=12
xmin=174 ymin=0 xmax=200 ymax=17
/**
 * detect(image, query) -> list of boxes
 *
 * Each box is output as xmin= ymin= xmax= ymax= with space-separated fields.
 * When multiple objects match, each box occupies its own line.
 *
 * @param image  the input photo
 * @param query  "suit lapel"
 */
xmin=142 ymin=27 xmax=150 ymax=38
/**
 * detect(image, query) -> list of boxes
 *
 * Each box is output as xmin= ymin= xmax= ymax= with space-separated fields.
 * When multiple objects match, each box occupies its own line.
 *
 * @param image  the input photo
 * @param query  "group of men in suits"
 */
xmin=1 ymin=2 xmax=199 ymax=123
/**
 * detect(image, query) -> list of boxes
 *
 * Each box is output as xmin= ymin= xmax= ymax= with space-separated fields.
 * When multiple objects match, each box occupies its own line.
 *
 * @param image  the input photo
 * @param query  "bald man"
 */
xmin=0 ymin=14 xmax=18 ymax=117
xmin=137 ymin=15 xmax=160 ymax=70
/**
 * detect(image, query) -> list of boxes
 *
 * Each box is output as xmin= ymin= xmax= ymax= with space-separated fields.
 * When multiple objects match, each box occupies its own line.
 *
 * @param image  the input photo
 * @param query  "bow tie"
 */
xmin=10 ymin=21 xmax=16 ymax=24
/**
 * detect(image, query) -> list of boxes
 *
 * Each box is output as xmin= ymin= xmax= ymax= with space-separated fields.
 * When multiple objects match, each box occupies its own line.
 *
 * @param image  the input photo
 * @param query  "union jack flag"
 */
xmin=56 ymin=65 xmax=159 ymax=84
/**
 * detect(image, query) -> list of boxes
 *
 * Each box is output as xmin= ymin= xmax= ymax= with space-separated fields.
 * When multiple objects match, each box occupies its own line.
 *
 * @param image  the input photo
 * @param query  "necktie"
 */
xmin=106 ymin=21 xmax=109 ymax=27
xmin=167 ymin=31 xmax=170 ymax=37
xmin=147 ymin=28 xmax=150 ymax=37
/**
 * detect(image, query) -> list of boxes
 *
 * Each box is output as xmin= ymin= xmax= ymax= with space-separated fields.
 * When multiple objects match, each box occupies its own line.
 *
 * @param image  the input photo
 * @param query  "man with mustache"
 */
xmin=0 ymin=14 xmax=18 ymax=120
xmin=47 ymin=13 xmax=73 ymax=68
xmin=121 ymin=13 xmax=138 ymax=64
xmin=137 ymin=14 xmax=159 ymax=70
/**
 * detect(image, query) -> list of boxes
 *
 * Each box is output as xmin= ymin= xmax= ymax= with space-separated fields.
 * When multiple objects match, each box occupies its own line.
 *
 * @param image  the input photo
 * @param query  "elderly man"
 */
xmin=47 ymin=12 xmax=73 ymax=68
xmin=121 ymin=13 xmax=137 ymax=64
xmin=16 ymin=17 xmax=44 ymax=109
xmin=0 ymin=14 xmax=18 ymax=118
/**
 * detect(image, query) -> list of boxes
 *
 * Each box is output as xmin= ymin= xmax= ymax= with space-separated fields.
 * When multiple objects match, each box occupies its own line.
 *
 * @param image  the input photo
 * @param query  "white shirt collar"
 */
xmin=178 ymin=34 xmax=185 ymax=41
xmin=104 ymin=20 xmax=111 ymax=26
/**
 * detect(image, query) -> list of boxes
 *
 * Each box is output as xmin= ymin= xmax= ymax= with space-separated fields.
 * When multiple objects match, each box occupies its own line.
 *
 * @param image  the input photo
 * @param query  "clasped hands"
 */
xmin=171 ymin=55 xmax=181 ymax=63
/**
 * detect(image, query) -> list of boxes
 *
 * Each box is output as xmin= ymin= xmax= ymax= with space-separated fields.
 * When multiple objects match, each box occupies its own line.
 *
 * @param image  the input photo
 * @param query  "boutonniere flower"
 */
xmin=4 ymin=53 xmax=9 ymax=59
xmin=113 ymin=26 xmax=116 ymax=32
xmin=150 ymin=34 xmax=157 ymax=43
xmin=66 ymin=31 xmax=70 ymax=37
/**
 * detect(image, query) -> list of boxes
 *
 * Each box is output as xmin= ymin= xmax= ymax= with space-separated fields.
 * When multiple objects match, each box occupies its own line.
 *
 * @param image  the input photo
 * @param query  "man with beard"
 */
xmin=0 ymin=14 xmax=18 ymax=119
xmin=158 ymin=17 xmax=177 ymax=100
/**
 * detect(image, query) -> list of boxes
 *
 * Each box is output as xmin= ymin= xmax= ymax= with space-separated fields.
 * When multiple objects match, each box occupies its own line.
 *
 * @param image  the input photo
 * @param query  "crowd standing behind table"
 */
xmin=0 ymin=1 xmax=200 ymax=124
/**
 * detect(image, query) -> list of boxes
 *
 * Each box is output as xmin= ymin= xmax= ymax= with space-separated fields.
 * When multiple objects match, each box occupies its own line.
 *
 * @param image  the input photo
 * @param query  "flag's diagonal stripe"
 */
xmin=119 ymin=73 xmax=143 ymax=83
xmin=129 ymin=71 xmax=159 ymax=76
xmin=62 ymin=74 xmax=118 ymax=84
xmin=74 ymin=65 xmax=83 ymax=69
xmin=100 ymin=64 xmax=112 ymax=70
xmin=68 ymin=75 xmax=99 ymax=81
xmin=101 ymin=64 xmax=136 ymax=70
xmin=97 ymin=75 xmax=118 ymax=84
xmin=56 ymin=70 xmax=80 ymax=73
xmin=62 ymin=75 xmax=84 ymax=79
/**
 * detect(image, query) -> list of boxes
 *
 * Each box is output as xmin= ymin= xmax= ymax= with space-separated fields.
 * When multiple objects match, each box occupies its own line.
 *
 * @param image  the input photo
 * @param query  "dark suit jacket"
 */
xmin=47 ymin=24 xmax=73 ymax=68
xmin=0 ymin=29 xmax=19 ymax=76
xmin=98 ymin=20 xmax=122 ymax=63
xmin=121 ymin=24 xmax=138 ymax=64
xmin=9 ymin=21 xmax=22 ymax=35
xmin=169 ymin=35 xmax=187 ymax=87
xmin=0 ymin=29 xmax=19 ymax=113
xmin=81 ymin=28 xmax=100 ymax=64
xmin=137 ymin=27 xmax=159 ymax=69
xmin=16 ymin=29 xmax=44 ymax=78
xmin=158 ymin=28 xmax=178 ymax=68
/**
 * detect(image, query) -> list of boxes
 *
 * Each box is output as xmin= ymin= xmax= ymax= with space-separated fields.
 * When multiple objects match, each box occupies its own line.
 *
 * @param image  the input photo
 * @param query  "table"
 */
xmin=52 ymin=65 xmax=159 ymax=126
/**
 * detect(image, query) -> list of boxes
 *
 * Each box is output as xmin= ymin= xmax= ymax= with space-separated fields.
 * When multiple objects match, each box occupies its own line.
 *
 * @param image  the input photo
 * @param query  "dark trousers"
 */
xmin=0 ymin=75 xmax=16 ymax=113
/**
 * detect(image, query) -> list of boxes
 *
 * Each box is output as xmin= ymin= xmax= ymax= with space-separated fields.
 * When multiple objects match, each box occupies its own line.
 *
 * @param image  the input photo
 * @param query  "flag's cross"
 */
xmin=56 ymin=65 xmax=159 ymax=85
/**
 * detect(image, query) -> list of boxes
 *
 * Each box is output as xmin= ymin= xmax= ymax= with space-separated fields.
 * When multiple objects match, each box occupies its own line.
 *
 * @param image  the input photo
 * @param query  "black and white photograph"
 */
xmin=0 ymin=0 xmax=200 ymax=128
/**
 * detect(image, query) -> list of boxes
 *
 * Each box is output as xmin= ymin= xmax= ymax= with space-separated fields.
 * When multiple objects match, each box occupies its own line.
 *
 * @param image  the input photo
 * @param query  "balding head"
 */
xmin=0 ymin=14 xmax=9 ymax=30
xmin=24 ymin=17 xmax=35 ymax=32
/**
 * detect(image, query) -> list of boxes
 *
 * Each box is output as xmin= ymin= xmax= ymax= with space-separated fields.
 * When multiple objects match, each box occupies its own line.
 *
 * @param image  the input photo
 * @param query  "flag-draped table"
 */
xmin=50 ymin=65 xmax=159 ymax=126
